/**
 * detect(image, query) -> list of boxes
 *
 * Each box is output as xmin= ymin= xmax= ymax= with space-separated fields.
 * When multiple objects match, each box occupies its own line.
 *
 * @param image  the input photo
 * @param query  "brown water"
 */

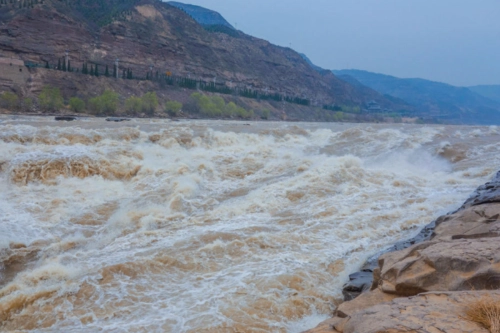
xmin=0 ymin=116 xmax=499 ymax=332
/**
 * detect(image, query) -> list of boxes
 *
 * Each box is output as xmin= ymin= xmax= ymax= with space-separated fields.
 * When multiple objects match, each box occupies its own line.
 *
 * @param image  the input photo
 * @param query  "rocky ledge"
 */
xmin=305 ymin=171 xmax=500 ymax=333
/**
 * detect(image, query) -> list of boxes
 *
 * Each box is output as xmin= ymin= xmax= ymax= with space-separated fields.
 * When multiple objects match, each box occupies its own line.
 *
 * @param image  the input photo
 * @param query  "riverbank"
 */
xmin=305 ymin=171 xmax=500 ymax=333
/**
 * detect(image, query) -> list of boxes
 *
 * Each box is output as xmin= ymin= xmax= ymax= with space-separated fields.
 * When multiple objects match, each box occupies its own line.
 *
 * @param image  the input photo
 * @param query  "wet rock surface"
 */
xmin=462 ymin=170 xmax=500 ymax=208
xmin=305 ymin=172 xmax=500 ymax=333
xmin=342 ymin=220 xmax=435 ymax=300
xmin=377 ymin=237 xmax=500 ymax=296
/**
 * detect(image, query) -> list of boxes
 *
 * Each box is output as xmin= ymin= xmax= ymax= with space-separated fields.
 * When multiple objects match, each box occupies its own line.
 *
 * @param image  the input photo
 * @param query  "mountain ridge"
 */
xmin=0 ymin=0 xmax=412 ymax=120
xmin=468 ymin=85 xmax=500 ymax=104
xmin=168 ymin=1 xmax=234 ymax=29
xmin=333 ymin=69 xmax=500 ymax=124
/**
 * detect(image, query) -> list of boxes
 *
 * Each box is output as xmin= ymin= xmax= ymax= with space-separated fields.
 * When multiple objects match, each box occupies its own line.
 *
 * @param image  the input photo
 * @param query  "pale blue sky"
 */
xmin=168 ymin=0 xmax=500 ymax=86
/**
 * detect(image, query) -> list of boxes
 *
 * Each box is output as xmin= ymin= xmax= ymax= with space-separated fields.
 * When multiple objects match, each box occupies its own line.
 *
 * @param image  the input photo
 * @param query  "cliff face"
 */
xmin=0 ymin=0 xmax=408 ymax=111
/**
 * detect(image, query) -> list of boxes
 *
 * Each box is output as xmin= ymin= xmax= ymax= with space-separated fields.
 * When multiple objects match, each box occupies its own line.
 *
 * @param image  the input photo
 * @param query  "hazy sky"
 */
xmin=169 ymin=0 xmax=500 ymax=86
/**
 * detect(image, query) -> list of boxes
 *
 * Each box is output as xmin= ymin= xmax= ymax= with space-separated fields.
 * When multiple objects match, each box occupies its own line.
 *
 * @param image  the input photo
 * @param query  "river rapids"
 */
xmin=0 ymin=117 xmax=499 ymax=332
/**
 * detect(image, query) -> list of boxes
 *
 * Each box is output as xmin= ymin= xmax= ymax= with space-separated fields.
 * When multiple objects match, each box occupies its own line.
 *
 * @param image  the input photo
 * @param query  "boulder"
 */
xmin=342 ymin=220 xmax=435 ymax=301
xmin=336 ymin=289 xmax=397 ymax=318
xmin=302 ymin=317 xmax=344 ymax=333
xmin=433 ymin=203 xmax=500 ymax=240
xmin=377 ymin=237 xmax=500 ymax=296
xmin=461 ymin=171 xmax=500 ymax=208
xmin=343 ymin=291 xmax=498 ymax=333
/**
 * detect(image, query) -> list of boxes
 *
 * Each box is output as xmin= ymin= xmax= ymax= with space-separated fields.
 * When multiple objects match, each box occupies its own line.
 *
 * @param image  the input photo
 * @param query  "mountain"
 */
xmin=333 ymin=69 xmax=500 ymax=124
xmin=468 ymin=85 xmax=500 ymax=104
xmin=168 ymin=1 xmax=234 ymax=29
xmin=299 ymin=53 xmax=324 ymax=72
xmin=0 ymin=0 xmax=412 ymax=120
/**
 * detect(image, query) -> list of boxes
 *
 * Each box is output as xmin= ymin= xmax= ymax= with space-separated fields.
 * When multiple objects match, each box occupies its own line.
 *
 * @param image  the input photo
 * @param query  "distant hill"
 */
xmin=468 ymin=85 xmax=500 ymax=104
xmin=0 ymin=0 xmax=416 ymax=122
xmin=299 ymin=53 xmax=324 ymax=72
xmin=168 ymin=1 xmax=234 ymax=29
xmin=333 ymin=69 xmax=500 ymax=124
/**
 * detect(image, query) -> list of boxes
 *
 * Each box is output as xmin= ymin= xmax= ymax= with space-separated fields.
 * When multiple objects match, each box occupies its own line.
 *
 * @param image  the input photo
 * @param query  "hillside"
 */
xmin=333 ymin=69 xmax=500 ymax=124
xmin=168 ymin=1 xmax=234 ymax=29
xmin=299 ymin=53 xmax=324 ymax=73
xmin=468 ymin=85 xmax=500 ymax=103
xmin=0 ymin=0 xmax=415 ymax=121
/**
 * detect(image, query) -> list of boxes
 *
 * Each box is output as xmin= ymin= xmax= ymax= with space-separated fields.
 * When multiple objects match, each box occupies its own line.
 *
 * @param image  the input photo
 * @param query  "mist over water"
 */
xmin=0 ymin=117 xmax=499 ymax=332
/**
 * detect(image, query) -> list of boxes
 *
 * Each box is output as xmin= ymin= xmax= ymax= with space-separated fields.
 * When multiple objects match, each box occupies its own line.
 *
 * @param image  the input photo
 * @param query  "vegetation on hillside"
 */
xmin=0 ymin=87 xmax=423 ymax=123
xmin=0 ymin=92 xmax=19 ymax=110
xmin=188 ymin=92 xmax=254 ymax=119
xmin=52 ymin=0 xmax=141 ymax=27
xmin=38 ymin=86 xmax=64 ymax=111
xmin=165 ymin=100 xmax=183 ymax=116
xmin=125 ymin=92 xmax=158 ymax=115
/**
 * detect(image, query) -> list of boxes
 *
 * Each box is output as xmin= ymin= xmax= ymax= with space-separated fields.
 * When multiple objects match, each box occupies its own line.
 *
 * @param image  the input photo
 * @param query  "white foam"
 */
xmin=0 ymin=119 xmax=497 ymax=332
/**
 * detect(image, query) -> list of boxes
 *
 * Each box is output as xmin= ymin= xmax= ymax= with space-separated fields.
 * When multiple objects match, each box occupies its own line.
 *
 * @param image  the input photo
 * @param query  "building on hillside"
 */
xmin=0 ymin=57 xmax=30 ymax=90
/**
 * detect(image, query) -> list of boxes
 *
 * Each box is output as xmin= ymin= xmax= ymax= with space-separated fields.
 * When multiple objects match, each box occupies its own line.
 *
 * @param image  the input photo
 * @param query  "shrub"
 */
xmin=165 ymin=100 xmax=183 ymax=116
xmin=261 ymin=108 xmax=270 ymax=120
xmin=125 ymin=96 xmax=143 ymax=113
xmin=22 ymin=97 xmax=33 ymax=111
xmin=141 ymin=92 xmax=158 ymax=115
xmin=0 ymin=92 xmax=19 ymax=110
xmin=189 ymin=92 xmax=253 ymax=119
xmin=223 ymin=102 xmax=238 ymax=117
xmin=38 ymin=86 xmax=63 ymax=112
xmin=69 ymin=97 xmax=85 ymax=113
xmin=465 ymin=296 xmax=500 ymax=333
xmin=190 ymin=92 xmax=203 ymax=104
xmin=88 ymin=90 xmax=119 ymax=115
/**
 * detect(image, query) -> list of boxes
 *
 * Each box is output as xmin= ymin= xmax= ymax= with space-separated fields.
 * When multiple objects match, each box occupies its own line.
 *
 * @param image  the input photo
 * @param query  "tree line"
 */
xmin=31 ymin=58 xmax=312 ymax=107
xmin=0 ymin=87 xmax=278 ymax=120
xmin=0 ymin=87 xmax=182 ymax=117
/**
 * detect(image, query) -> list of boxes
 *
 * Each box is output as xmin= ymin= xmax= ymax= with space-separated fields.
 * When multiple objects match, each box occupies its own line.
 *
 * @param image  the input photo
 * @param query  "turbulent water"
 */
xmin=0 ymin=116 xmax=499 ymax=332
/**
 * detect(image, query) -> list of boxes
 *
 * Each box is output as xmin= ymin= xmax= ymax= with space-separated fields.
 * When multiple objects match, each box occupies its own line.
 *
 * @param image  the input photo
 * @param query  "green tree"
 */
xmin=165 ymin=100 xmax=182 ymax=116
xmin=197 ymin=95 xmax=219 ymax=117
xmin=38 ymin=86 xmax=63 ymax=111
xmin=261 ymin=108 xmax=270 ymax=120
xmin=95 ymin=64 xmax=99 ymax=77
xmin=190 ymin=92 xmax=203 ymax=104
xmin=235 ymin=106 xmax=249 ymax=119
xmin=333 ymin=111 xmax=344 ymax=122
xmin=0 ymin=92 xmax=19 ymax=110
xmin=105 ymin=65 xmax=110 ymax=77
xmin=69 ymin=97 xmax=85 ymax=113
xmin=223 ymin=101 xmax=238 ymax=117
xmin=211 ymin=96 xmax=225 ymax=111
xmin=124 ymin=96 xmax=143 ymax=113
xmin=45 ymin=61 xmax=49 ymax=69
xmin=88 ymin=90 xmax=119 ymax=115
xmin=22 ymin=97 xmax=33 ymax=111
xmin=141 ymin=92 xmax=158 ymax=115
